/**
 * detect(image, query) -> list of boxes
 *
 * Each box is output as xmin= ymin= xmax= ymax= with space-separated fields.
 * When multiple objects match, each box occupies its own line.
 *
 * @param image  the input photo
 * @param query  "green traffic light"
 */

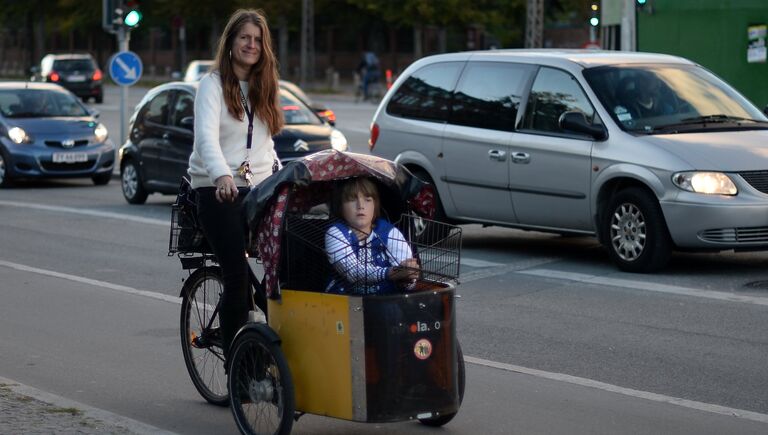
xmin=637 ymin=0 xmax=647 ymax=4
xmin=124 ymin=10 xmax=142 ymax=27
xmin=589 ymin=17 xmax=599 ymax=27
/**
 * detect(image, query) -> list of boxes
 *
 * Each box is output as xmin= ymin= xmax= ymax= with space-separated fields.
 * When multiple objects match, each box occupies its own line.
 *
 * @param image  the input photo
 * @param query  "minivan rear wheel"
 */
xmin=601 ymin=187 xmax=672 ymax=273
xmin=411 ymin=168 xmax=450 ymax=243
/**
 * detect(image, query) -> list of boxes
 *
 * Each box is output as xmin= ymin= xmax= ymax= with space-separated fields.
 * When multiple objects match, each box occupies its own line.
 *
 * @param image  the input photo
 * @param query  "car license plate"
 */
xmin=67 ymin=74 xmax=86 ymax=82
xmin=52 ymin=152 xmax=88 ymax=163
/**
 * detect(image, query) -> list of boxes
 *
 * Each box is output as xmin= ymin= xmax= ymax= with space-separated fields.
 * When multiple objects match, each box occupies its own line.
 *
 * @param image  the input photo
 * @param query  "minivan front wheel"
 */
xmin=602 ymin=188 xmax=672 ymax=273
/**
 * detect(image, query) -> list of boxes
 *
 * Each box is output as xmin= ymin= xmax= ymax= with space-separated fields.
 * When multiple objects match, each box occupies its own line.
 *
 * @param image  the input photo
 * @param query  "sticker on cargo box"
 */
xmin=336 ymin=320 xmax=344 ymax=335
xmin=414 ymin=338 xmax=433 ymax=360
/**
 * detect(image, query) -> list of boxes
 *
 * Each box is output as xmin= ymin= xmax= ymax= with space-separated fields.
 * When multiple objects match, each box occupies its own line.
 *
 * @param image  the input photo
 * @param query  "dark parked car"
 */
xmin=0 ymin=82 xmax=114 ymax=187
xmin=119 ymin=81 xmax=348 ymax=204
xmin=31 ymin=53 xmax=104 ymax=104
xmin=279 ymin=79 xmax=337 ymax=125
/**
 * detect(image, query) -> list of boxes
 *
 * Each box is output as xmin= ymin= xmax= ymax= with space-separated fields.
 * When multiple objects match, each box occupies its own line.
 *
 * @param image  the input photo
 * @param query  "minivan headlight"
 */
xmin=94 ymin=123 xmax=108 ymax=142
xmin=672 ymin=171 xmax=737 ymax=195
xmin=330 ymin=129 xmax=348 ymax=151
xmin=8 ymin=126 xmax=30 ymax=144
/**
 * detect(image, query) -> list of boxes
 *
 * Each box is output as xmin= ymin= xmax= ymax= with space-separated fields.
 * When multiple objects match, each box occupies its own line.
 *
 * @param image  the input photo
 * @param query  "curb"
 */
xmin=0 ymin=376 xmax=176 ymax=435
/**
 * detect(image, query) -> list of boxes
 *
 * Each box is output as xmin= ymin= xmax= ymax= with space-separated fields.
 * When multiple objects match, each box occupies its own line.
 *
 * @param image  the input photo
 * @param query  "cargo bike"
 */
xmin=169 ymin=150 xmax=465 ymax=434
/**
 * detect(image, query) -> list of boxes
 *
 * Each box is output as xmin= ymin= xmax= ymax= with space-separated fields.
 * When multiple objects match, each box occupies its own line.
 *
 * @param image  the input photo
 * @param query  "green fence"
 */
xmin=639 ymin=0 xmax=768 ymax=109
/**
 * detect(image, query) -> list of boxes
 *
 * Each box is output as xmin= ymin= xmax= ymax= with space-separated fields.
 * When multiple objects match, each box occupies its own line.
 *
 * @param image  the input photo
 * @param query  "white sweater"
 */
xmin=188 ymin=73 xmax=279 ymax=189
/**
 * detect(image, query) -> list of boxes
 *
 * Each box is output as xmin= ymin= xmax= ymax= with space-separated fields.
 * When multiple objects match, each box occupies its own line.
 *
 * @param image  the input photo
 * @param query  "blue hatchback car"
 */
xmin=0 ymin=82 xmax=114 ymax=187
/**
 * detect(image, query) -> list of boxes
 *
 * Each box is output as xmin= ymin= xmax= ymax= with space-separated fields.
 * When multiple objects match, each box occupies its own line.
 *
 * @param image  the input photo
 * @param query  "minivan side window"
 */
xmin=450 ymin=62 xmax=533 ymax=132
xmin=522 ymin=67 xmax=597 ymax=135
xmin=386 ymin=62 xmax=463 ymax=122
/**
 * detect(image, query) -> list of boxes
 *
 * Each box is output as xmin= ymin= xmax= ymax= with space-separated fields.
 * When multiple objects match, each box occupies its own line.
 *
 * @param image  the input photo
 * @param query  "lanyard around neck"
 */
xmin=238 ymin=86 xmax=254 ymax=150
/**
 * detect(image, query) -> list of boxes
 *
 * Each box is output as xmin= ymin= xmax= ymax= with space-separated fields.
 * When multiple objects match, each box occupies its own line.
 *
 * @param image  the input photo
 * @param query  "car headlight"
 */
xmin=330 ymin=129 xmax=348 ymax=151
xmin=8 ymin=126 xmax=30 ymax=144
xmin=94 ymin=123 xmax=108 ymax=142
xmin=672 ymin=171 xmax=737 ymax=195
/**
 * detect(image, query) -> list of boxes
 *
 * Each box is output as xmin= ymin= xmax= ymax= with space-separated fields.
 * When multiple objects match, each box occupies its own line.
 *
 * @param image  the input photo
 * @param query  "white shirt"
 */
xmin=187 ymin=73 xmax=279 ymax=189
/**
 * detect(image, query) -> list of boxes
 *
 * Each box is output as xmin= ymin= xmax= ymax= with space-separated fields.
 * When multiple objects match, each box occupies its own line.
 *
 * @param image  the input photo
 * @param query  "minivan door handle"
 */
xmin=488 ymin=149 xmax=507 ymax=162
xmin=511 ymin=152 xmax=530 ymax=164
xmin=162 ymin=132 xmax=171 ymax=140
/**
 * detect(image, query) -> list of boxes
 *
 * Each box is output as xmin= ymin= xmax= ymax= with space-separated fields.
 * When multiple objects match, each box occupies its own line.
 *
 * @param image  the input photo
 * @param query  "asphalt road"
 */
xmin=0 ymin=85 xmax=767 ymax=434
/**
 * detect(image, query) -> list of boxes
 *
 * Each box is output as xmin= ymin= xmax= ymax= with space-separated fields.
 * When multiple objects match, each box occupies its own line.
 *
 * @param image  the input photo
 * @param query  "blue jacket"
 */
xmin=326 ymin=218 xmax=398 ymax=295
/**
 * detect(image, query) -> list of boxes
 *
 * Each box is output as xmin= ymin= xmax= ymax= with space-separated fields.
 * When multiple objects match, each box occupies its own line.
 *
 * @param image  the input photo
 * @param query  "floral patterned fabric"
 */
xmin=246 ymin=150 xmax=435 ymax=297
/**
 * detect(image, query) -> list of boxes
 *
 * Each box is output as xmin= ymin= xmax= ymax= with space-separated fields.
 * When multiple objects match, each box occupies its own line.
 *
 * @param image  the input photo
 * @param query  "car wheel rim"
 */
xmin=609 ymin=202 xmax=646 ymax=262
xmin=122 ymin=164 xmax=138 ymax=198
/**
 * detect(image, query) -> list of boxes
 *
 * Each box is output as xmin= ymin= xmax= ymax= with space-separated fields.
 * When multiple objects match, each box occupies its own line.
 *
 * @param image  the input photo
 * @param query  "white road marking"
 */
xmin=461 ymin=258 xmax=506 ymax=268
xmin=4 ymin=259 xmax=768 ymax=424
xmin=0 ymin=200 xmax=167 ymax=226
xmin=520 ymin=269 xmax=768 ymax=307
xmin=461 ymin=257 xmax=561 ymax=283
xmin=0 ymin=199 xmax=531 ymax=271
xmin=0 ymin=260 xmax=179 ymax=305
xmin=465 ymin=356 xmax=768 ymax=425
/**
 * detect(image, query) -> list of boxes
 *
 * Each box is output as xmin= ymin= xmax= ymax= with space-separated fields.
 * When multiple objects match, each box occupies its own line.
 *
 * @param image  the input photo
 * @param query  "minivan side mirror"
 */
xmin=559 ymin=111 xmax=607 ymax=140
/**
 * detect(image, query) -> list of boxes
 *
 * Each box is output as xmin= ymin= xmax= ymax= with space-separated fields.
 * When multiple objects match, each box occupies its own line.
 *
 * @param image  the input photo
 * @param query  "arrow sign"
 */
xmin=108 ymin=51 xmax=143 ymax=86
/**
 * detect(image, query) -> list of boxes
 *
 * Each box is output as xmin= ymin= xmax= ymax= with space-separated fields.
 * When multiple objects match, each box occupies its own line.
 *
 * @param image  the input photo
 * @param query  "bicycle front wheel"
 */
xmin=228 ymin=329 xmax=295 ymax=435
xmin=180 ymin=266 xmax=228 ymax=406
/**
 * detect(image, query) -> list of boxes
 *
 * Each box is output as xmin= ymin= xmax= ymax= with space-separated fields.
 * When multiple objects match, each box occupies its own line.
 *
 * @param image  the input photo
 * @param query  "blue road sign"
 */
xmin=108 ymin=51 xmax=143 ymax=86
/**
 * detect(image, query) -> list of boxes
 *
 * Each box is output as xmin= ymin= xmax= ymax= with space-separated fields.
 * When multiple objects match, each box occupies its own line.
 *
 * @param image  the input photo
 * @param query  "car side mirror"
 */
xmin=180 ymin=116 xmax=194 ymax=131
xmin=559 ymin=111 xmax=607 ymax=140
xmin=88 ymin=107 xmax=101 ymax=118
xmin=763 ymin=105 xmax=768 ymax=117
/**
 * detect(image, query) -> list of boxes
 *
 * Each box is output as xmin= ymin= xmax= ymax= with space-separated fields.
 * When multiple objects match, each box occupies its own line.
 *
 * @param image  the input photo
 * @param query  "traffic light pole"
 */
xmin=116 ymin=26 xmax=130 ymax=148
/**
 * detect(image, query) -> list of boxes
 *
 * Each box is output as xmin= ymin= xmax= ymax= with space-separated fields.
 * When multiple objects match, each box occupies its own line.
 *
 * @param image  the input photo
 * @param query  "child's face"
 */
xmin=342 ymin=190 xmax=376 ymax=233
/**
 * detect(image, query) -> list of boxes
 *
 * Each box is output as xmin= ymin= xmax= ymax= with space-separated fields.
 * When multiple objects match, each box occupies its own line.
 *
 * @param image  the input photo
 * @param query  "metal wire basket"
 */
xmin=168 ymin=179 xmax=209 ymax=255
xmin=168 ymin=204 xmax=209 ymax=255
xmin=281 ymin=213 xmax=461 ymax=294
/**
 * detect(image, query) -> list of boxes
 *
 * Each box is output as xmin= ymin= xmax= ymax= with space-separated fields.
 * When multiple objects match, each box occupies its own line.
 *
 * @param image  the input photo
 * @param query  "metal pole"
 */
xmin=117 ymin=26 xmax=130 ymax=146
xmin=621 ymin=0 xmax=637 ymax=51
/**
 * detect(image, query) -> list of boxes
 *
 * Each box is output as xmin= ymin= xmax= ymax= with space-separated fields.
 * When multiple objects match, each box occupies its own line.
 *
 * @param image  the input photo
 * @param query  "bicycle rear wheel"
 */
xmin=229 ymin=329 xmax=295 ymax=435
xmin=180 ymin=266 xmax=228 ymax=406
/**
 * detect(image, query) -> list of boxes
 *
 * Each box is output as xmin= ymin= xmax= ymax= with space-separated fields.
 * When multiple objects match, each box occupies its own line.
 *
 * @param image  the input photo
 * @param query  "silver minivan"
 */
xmin=370 ymin=50 xmax=768 ymax=272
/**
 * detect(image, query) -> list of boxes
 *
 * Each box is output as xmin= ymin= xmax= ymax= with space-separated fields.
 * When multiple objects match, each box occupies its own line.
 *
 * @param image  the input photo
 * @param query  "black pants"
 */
xmin=196 ymin=186 xmax=251 ymax=358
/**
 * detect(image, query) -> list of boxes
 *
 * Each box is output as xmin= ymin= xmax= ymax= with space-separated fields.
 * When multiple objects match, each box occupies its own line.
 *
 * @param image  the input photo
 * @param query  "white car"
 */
xmin=183 ymin=60 xmax=214 ymax=82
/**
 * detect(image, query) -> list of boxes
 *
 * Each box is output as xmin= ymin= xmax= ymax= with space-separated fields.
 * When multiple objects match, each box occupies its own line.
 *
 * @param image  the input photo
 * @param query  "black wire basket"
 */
xmin=168 ymin=179 xmax=210 ymax=255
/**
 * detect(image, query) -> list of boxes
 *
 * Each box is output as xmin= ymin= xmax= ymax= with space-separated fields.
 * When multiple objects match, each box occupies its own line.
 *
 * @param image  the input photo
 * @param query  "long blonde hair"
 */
xmin=213 ymin=9 xmax=283 ymax=135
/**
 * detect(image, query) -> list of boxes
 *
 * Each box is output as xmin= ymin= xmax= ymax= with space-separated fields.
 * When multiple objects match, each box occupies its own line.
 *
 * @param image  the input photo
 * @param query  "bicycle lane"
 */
xmin=0 ymin=263 xmax=234 ymax=435
xmin=3 ymin=260 xmax=768 ymax=434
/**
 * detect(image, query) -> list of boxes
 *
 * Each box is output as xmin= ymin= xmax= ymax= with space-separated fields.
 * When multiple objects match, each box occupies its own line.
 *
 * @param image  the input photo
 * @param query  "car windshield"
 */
xmin=53 ymin=59 xmax=94 ymax=72
xmin=0 ymin=89 xmax=90 ymax=118
xmin=583 ymin=64 xmax=768 ymax=133
xmin=280 ymin=90 xmax=322 ymax=125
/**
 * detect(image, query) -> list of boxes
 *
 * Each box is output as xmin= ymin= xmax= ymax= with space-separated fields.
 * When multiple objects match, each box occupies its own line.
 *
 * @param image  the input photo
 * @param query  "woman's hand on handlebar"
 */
xmin=214 ymin=175 xmax=238 ymax=203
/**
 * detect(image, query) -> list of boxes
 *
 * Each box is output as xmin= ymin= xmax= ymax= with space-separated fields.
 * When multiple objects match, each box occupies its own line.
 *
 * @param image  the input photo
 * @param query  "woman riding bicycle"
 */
xmin=187 ymin=8 xmax=282 ymax=364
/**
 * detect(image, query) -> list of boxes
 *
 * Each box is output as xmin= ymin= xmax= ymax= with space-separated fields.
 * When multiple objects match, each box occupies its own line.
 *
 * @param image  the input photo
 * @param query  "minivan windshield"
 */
xmin=584 ymin=64 xmax=768 ymax=133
